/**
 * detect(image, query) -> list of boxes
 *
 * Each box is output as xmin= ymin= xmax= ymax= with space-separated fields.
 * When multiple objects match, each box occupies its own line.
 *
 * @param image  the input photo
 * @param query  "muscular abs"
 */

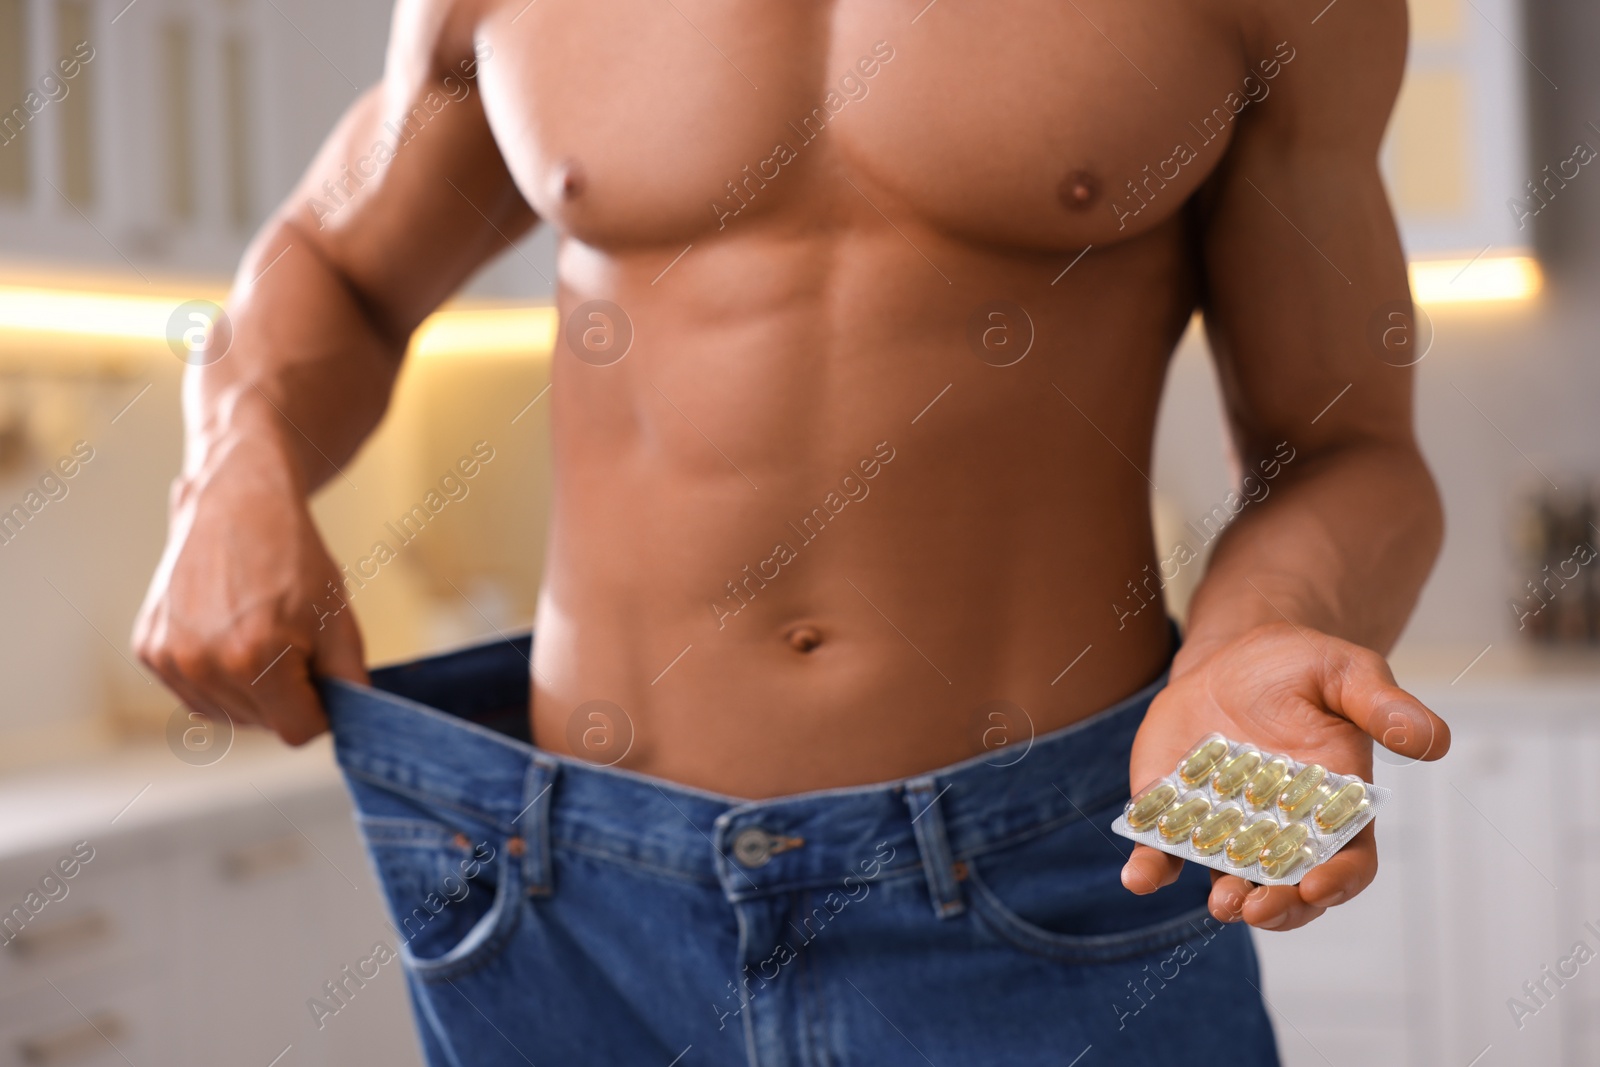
xmin=446 ymin=0 xmax=1284 ymax=797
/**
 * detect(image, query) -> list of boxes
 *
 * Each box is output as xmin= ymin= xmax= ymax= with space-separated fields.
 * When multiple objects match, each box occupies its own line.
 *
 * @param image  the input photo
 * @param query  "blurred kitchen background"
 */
xmin=0 ymin=0 xmax=1597 ymax=1063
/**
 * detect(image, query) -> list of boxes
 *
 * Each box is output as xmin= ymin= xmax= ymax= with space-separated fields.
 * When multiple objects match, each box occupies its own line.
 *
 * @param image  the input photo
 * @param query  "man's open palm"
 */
xmin=1124 ymin=622 xmax=1451 ymax=932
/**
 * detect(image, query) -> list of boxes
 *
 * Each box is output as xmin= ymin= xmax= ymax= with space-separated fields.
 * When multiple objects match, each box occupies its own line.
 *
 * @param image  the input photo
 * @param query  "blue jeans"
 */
xmin=321 ymin=634 xmax=1280 ymax=1067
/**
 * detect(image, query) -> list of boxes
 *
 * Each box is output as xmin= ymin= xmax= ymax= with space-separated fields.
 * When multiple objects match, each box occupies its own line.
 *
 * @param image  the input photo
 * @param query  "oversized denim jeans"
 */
xmin=320 ymin=634 xmax=1280 ymax=1066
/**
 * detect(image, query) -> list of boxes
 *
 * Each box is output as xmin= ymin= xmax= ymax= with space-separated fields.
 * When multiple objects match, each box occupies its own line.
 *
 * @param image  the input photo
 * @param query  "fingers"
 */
xmin=1208 ymin=873 xmax=1328 ymax=932
xmin=137 ymin=611 xmax=261 ymax=730
xmin=1121 ymin=844 xmax=1184 ymax=895
xmin=248 ymin=666 xmax=330 ymax=746
xmin=1238 ymin=885 xmax=1325 ymax=931
xmin=1296 ymin=823 xmax=1377 ymax=907
xmin=1210 ymin=879 xmax=1326 ymax=931
xmin=1322 ymin=639 xmax=1451 ymax=763
xmin=1207 ymin=825 xmax=1376 ymax=930
xmin=137 ymin=616 xmax=332 ymax=746
xmin=1208 ymin=873 xmax=1255 ymax=923
xmin=157 ymin=666 xmax=246 ymax=732
xmin=223 ymin=639 xmax=329 ymax=745
xmin=1128 ymin=834 xmax=1351 ymax=935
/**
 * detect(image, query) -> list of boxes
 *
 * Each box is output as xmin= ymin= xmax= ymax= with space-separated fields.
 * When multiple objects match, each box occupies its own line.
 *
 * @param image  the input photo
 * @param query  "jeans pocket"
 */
xmin=357 ymin=813 xmax=523 ymax=983
xmin=963 ymin=800 xmax=1219 ymax=965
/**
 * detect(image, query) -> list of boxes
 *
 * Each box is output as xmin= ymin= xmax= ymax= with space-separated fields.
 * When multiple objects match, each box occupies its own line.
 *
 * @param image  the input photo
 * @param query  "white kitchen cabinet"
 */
xmin=1257 ymin=678 xmax=1600 ymax=1067
xmin=0 ymin=964 xmax=166 ymax=1067
xmin=0 ymin=737 xmax=421 ymax=1067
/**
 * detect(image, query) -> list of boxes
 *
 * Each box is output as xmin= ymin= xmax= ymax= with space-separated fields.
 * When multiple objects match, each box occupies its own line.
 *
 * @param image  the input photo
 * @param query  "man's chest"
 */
xmin=472 ymin=0 xmax=1277 ymax=252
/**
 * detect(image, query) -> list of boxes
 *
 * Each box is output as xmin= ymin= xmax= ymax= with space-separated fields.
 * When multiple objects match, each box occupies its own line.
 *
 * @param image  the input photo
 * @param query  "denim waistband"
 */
xmin=321 ymin=632 xmax=1170 ymax=908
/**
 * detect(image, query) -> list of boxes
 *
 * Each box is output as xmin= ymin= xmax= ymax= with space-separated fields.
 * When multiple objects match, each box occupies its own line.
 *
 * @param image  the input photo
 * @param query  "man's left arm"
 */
xmin=1122 ymin=0 xmax=1451 ymax=930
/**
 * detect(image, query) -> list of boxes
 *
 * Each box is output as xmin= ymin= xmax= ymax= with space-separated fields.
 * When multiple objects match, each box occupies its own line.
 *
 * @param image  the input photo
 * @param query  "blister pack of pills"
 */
xmin=1111 ymin=733 xmax=1391 ymax=886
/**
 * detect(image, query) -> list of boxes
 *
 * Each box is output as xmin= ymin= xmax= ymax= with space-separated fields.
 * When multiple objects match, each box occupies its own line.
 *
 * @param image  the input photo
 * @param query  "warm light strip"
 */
xmin=1409 ymin=254 xmax=1542 ymax=306
xmin=0 ymin=286 xmax=182 ymax=340
xmin=0 ymin=257 xmax=1542 ymax=349
xmin=410 ymin=306 xmax=558 ymax=358
xmin=0 ymin=284 xmax=559 ymax=356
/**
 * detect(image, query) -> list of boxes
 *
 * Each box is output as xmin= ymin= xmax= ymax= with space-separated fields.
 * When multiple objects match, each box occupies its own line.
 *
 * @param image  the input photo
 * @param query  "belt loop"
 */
xmin=903 ymin=776 xmax=965 ymax=920
xmin=516 ymin=756 xmax=558 ymax=896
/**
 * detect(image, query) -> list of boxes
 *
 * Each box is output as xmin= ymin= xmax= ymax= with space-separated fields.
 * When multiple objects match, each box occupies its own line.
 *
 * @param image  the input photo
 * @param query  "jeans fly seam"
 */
xmin=800 ymin=901 xmax=836 ymax=1067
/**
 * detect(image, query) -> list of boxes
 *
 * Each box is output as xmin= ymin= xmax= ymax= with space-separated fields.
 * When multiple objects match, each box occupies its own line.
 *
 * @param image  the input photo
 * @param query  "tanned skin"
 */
xmin=135 ymin=0 xmax=1450 ymax=933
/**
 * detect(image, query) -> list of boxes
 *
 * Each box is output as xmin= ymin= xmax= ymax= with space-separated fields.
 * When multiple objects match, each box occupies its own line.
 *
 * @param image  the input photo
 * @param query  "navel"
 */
xmin=1057 ymin=168 xmax=1100 ymax=211
xmin=785 ymin=625 xmax=823 ymax=653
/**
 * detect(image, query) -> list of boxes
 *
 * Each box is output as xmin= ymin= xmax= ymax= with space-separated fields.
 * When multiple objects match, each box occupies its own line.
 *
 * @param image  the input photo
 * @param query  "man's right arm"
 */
xmin=135 ymin=0 xmax=536 ymax=743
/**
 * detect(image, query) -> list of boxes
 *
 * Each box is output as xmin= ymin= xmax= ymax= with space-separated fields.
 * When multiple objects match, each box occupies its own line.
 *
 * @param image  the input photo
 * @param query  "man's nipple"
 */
xmin=551 ymin=158 xmax=586 ymax=201
xmin=1057 ymin=169 xmax=1100 ymax=211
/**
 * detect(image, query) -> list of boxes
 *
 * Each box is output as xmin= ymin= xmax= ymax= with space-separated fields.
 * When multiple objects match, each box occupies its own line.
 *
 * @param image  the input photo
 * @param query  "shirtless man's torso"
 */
xmin=135 ymin=3 xmax=1451 ymax=1058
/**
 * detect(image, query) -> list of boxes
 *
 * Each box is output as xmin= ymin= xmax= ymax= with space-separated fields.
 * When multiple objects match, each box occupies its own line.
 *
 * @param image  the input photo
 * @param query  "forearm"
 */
xmin=179 ymin=86 xmax=523 ymax=495
xmin=181 ymin=218 xmax=406 ymax=498
xmin=1174 ymin=438 xmax=1443 ymax=676
xmin=137 ymin=0 xmax=531 ymax=740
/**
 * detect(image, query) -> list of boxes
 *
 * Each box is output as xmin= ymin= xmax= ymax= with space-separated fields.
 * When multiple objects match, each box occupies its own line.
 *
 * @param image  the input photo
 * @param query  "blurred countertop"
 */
xmin=0 ymin=732 xmax=345 ymax=867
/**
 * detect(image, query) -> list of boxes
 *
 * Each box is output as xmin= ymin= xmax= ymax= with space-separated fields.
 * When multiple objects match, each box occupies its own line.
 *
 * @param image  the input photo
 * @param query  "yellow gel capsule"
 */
xmin=1125 ymin=781 xmax=1179 ymax=832
xmin=1211 ymin=750 xmax=1263 ymax=799
xmin=1191 ymin=806 xmax=1246 ymax=856
xmin=1224 ymin=817 xmax=1281 ymax=867
xmin=1258 ymin=823 xmax=1313 ymax=878
xmin=1178 ymin=737 xmax=1230 ymax=785
xmin=1244 ymin=758 xmax=1290 ymax=810
xmin=1157 ymin=796 xmax=1211 ymax=842
xmin=1277 ymin=764 xmax=1329 ymax=820
xmin=1314 ymin=781 xmax=1369 ymax=833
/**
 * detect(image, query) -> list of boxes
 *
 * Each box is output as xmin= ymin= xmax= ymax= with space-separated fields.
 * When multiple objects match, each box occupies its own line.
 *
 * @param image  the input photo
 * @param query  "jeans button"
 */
xmin=732 ymin=827 xmax=775 ymax=868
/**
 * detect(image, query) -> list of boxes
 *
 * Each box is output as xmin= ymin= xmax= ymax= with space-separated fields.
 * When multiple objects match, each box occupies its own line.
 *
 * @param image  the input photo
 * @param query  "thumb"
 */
xmin=1323 ymin=640 xmax=1450 ymax=763
xmin=312 ymin=601 xmax=368 ymax=686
